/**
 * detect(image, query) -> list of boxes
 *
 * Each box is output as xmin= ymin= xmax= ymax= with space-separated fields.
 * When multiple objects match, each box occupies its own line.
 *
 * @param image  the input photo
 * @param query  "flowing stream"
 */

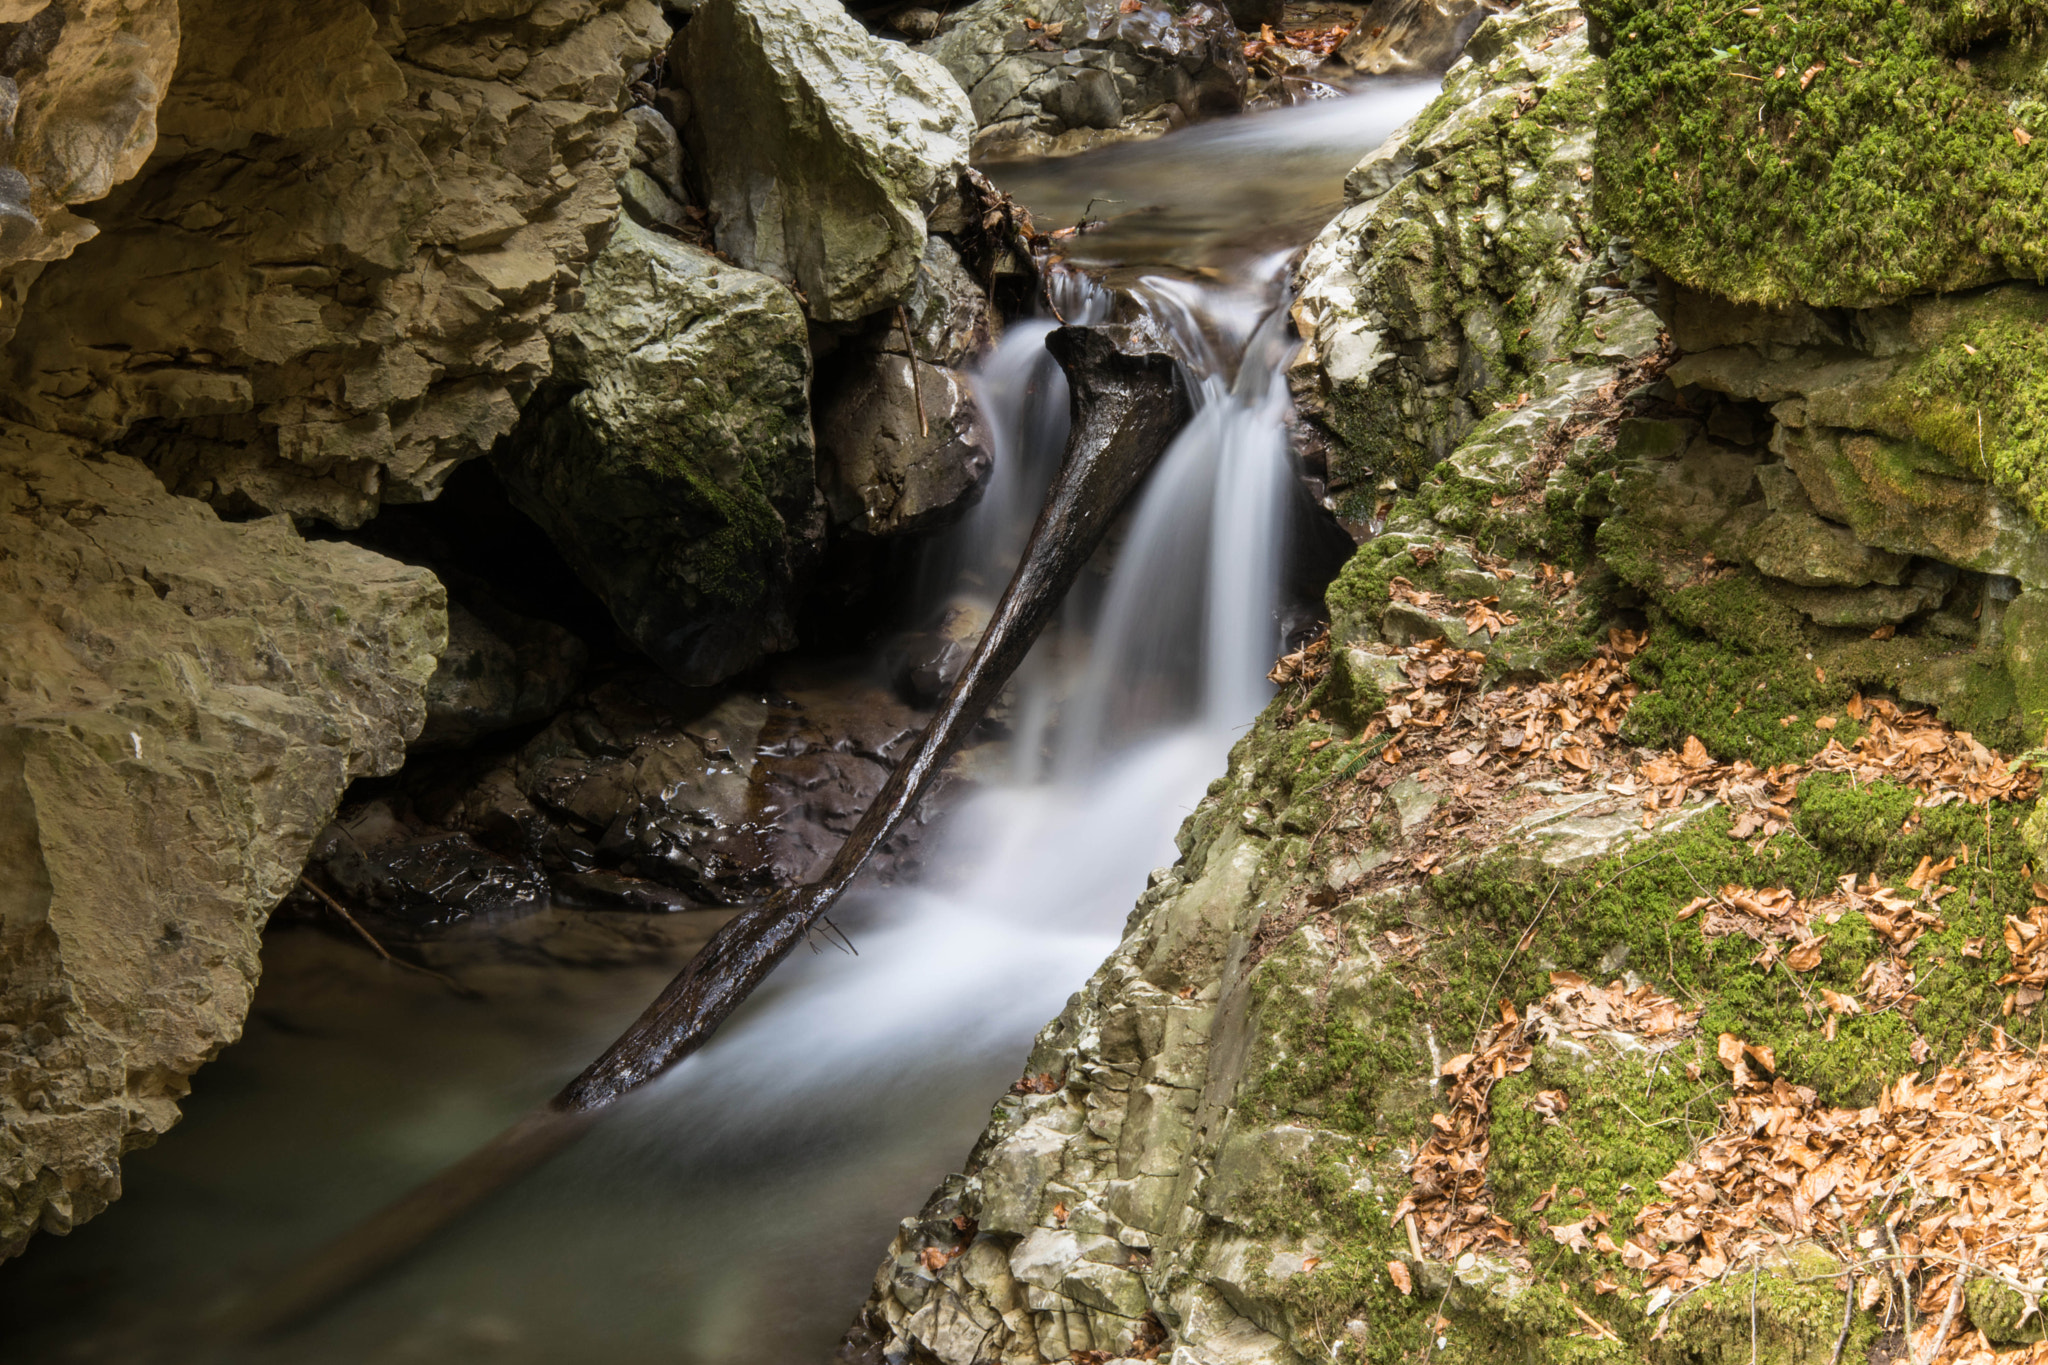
xmin=0 ymin=81 xmax=1437 ymax=1364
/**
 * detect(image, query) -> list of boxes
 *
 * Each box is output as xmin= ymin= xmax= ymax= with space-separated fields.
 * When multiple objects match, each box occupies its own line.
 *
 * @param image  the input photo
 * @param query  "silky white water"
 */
xmin=0 ymin=78 xmax=1440 ymax=1363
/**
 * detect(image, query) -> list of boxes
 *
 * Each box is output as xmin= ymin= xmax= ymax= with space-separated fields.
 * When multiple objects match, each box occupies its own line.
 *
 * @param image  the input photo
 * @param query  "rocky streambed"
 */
xmin=10 ymin=0 xmax=2048 ymax=1363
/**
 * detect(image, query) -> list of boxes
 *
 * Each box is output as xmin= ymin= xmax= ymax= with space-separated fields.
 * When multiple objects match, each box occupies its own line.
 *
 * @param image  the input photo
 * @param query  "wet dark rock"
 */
xmin=306 ymin=659 xmax=971 ymax=939
xmin=417 ymin=600 xmax=588 ymax=751
xmin=925 ymin=0 xmax=1247 ymax=160
xmin=889 ymin=6 xmax=943 ymax=40
xmin=307 ymin=803 xmax=549 ymax=930
xmin=816 ymin=237 xmax=998 ymax=536
xmin=888 ymin=597 xmax=992 ymax=705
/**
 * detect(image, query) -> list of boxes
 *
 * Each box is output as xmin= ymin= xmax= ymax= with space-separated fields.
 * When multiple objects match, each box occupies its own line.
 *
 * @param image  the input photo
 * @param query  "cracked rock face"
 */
xmin=680 ymin=0 xmax=973 ymax=324
xmin=0 ymin=0 xmax=181 ymax=279
xmin=0 ymin=0 xmax=667 ymax=529
xmin=922 ymin=0 xmax=1247 ymax=162
xmin=1291 ymin=0 xmax=1619 ymax=513
xmin=0 ymin=426 xmax=444 ymax=1259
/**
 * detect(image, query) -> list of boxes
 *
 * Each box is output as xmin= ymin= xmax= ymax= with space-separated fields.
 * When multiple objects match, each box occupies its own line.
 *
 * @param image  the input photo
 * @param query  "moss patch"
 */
xmin=1592 ymin=0 xmax=2048 ymax=306
xmin=1869 ymin=285 xmax=2048 ymax=529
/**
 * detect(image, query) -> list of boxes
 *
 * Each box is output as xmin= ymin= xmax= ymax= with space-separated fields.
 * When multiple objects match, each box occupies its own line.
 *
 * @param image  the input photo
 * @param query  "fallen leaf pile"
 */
xmin=1392 ymin=1002 xmax=1537 ymax=1266
xmin=1267 ymin=628 xmax=1331 ymax=687
xmin=1629 ymin=1045 xmax=2048 ymax=1365
xmin=1475 ymin=626 xmax=1642 ymax=767
xmin=1243 ymin=20 xmax=1350 ymax=72
xmin=1812 ymin=696 xmax=2039 ymax=807
xmin=1677 ymin=861 xmax=1973 ymax=1042
xmin=1996 ymin=897 xmax=2048 ymax=1016
xmin=1396 ymin=976 xmax=1697 ymax=1266
xmin=1537 ymin=970 xmax=1698 ymax=1047
xmin=1637 ymin=697 xmax=2037 ymax=845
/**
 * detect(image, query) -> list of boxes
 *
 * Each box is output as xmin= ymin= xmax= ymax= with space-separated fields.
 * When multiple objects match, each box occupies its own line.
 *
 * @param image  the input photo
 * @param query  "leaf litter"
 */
xmin=1264 ymin=621 xmax=2048 ymax=1357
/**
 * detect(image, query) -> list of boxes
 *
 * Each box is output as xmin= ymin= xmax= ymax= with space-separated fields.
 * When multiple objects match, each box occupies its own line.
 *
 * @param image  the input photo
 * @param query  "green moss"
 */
xmin=1869 ymin=286 xmax=2048 ymax=527
xmin=1425 ymin=779 xmax=2042 ymax=1114
xmin=1658 ymin=1244 xmax=1879 ymax=1365
xmin=1487 ymin=1049 xmax=1717 ymax=1241
xmin=1326 ymin=538 xmax=1421 ymax=643
xmin=1621 ymin=622 xmax=1856 ymax=765
xmin=1592 ymin=0 xmax=2048 ymax=306
xmin=1248 ymin=920 xmax=1428 ymax=1135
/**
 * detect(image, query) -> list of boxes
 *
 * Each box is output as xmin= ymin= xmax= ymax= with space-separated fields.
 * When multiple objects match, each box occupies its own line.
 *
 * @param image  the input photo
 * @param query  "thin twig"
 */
xmin=1885 ymin=1222 xmax=1915 ymax=1345
xmin=899 ymin=305 xmax=929 ymax=439
xmin=1830 ymin=1272 xmax=1856 ymax=1365
xmin=1921 ymin=1268 xmax=1965 ymax=1365
xmin=1418 ymin=1280 xmax=1455 ymax=1365
xmin=297 ymin=876 xmax=478 ymax=999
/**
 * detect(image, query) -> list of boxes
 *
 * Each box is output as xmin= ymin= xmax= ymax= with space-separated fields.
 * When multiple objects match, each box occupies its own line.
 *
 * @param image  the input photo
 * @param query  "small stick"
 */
xmin=899 ymin=304 xmax=929 ymax=439
xmin=1751 ymin=1260 xmax=1760 ymax=1365
xmin=1830 ymin=1272 xmax=1857 ymax=1365
xmin=1405 ymin=1211 xmax=1424 ymax=1260
xmin=296 ymin=876 xmax=477 ymax=999
xmin=1921 ymin=1270 xmax=1965 ymax=1365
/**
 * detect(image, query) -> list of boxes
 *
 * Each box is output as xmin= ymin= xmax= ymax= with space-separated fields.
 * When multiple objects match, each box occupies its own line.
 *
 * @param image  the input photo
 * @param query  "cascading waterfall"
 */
xmin=0 ymin=80 xmax=1442 ymax=1365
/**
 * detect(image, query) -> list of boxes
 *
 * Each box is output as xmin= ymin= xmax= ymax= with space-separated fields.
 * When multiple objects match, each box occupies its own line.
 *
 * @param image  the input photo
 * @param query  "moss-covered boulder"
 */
xmin=1591 ymin=0 xmax=2048 ymax=307
xmin=496 ymin=219 xmax=816 ymax=687
xmin=1292 ymin=0 xmax=1663 ymax=514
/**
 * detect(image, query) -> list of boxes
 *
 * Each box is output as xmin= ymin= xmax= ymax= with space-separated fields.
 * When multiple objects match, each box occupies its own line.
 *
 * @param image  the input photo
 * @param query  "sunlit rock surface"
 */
xmin=680 ymin=0 xmax=972 ymax=323
xmin=0 ymin=428 xmax=442 ymax=1259
xmin=0 ymin=0 xmax=667 ymax=528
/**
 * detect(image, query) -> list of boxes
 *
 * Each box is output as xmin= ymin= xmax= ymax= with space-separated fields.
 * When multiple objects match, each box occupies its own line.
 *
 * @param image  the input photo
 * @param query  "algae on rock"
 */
xmin=1292 ymin=0 xmax=1657 ymax=519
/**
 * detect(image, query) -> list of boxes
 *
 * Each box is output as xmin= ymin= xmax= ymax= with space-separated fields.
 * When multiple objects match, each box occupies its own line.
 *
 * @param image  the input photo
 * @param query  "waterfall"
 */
xmin=0 ymin=80 xmax=1445 ymax=1365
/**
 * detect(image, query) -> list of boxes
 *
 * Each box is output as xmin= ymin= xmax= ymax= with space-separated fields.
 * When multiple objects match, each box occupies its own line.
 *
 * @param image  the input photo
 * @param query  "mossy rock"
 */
xmin=1968 ymin=1276 xmax=2048 ymax=1345
xmin=1592 ymin=0 xmax=2048 ymax=307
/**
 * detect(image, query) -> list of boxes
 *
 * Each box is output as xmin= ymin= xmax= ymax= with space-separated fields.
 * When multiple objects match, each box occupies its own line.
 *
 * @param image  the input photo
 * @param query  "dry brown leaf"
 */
xmin=1388 ymin=1260 xmax=1413 ymax=1295
xmin=1716 ymin=1033 xmax=1745 ymax=1071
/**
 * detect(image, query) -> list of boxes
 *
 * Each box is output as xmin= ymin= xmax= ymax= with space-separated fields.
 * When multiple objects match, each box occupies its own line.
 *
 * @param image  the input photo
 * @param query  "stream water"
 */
xmin=0 ymin=82 xmax=1438 ymax=1364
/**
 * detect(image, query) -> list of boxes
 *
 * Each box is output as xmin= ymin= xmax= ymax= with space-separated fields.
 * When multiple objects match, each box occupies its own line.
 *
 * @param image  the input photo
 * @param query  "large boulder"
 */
xmin=0 ymin=425 xmax=445 ymax=1259
xmin=0 ymin=0 xmax=669 ymax=528
xmin=679 ymin=0 xmax=973 ymax=323
xmin=1292 ymin=0 xmax=1658 ymax=515
xmin=921 ymin=0 xmax=1247 ymax=161
xmin=496 ymin=218 xmax=816 ymax=686
xmin=816 ymin=236 xmax=995 ymax=537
